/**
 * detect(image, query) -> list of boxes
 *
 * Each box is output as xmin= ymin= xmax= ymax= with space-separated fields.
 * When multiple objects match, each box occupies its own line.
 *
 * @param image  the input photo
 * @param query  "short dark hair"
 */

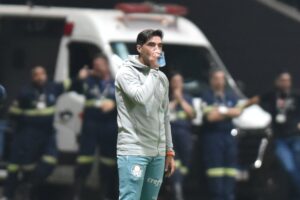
xmin=93 ymin=53 xmax=108 ymax=62
xmin=31 ymin=65 xmax=46 ymax=75
xmin=276 ymin=69 xmax=291 ymax=80
xmin=209 ymin=68 xmax=224 ymax=79
xmin=136 ymin=29 xmax=163 ymax=46
xmin=169 ymin=71 xmax=182 ymax=80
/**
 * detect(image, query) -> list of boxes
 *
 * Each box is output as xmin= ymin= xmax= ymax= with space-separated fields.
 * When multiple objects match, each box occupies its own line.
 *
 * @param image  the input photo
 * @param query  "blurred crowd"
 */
xmin=0 ymin=53 xmax=300 ymax=200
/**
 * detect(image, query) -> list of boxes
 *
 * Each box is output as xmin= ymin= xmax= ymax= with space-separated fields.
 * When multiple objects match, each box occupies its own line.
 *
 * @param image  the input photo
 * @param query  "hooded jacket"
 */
xmin=115 ymin=55 xmax=173 ymax=156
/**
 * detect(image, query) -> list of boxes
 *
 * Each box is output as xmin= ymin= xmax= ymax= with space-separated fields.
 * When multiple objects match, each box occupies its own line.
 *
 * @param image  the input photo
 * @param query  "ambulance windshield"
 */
xmin=111 ymin=42 xmax=240 ymax=97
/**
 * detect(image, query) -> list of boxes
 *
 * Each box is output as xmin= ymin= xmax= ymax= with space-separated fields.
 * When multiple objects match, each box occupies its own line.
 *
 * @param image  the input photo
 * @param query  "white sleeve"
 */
xmin=116 ymin=68 xmax=160 ymax=105
xmin=164 ymin=82 xmax=173 ymax=150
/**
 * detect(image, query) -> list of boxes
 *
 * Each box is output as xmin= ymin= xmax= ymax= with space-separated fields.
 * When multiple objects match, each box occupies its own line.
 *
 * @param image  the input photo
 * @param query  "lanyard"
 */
xmin=92 ymin=80 xmax=111 ymax=100
xmin=276 ymin=92 xmax=292 ymax=114
xmin=213 ymin=92 xmax=226 ymax=106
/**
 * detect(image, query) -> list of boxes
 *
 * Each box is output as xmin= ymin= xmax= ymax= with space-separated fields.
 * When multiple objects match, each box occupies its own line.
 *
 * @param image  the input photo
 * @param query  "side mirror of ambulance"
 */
xmin=111 ymin=54 xmax=123 ymax=76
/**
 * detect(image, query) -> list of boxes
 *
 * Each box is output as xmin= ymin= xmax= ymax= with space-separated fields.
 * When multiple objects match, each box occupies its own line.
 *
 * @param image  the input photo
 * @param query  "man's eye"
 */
xmin=147 ymin=43 xmax=156 ymax=47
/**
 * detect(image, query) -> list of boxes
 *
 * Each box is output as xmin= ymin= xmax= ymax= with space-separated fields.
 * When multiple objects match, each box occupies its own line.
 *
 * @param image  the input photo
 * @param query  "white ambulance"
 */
xmin=0 ymin=3 xmax=271 ymax=183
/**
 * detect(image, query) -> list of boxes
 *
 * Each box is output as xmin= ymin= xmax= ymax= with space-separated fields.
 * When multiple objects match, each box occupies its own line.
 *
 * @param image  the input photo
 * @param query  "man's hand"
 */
xmin=100 ymin=99 xmax=115 ymax=113
xmin=149 ymin=51 xmax=160 ymax=69
xmin=165 ymin=156 xmax=176 ymax=177
xmin=244 ymin=96 xmax=261 ymax=108
xmin=78 ymin=66 xmax=90 ymax=80
xmin=206 ymin=107 xmax=242 ymax=122
xmin=227 ymin=107 xmax=242 ymax=118
xmin=206 ymin=108 xmax=225 ymax=122
xmin=173 ymin=88 xmax=184 ymax=102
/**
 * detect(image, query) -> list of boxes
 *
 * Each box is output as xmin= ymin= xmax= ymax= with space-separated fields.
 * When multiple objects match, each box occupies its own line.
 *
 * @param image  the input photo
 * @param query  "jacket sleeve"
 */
xmin=165 ymin=93 xmax=174 ymax=150
xmin=116 ymin=68 xmax=160 ymax=105
xmin=70 ymin=78 xmax=87 ymax=95
xmin=163 ymin=79 xmax=173 ymax=150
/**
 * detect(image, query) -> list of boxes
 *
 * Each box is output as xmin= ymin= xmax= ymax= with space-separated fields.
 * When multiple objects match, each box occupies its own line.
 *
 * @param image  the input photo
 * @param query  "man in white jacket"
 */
xmin=115 ymin=29 xmax=175 ymax=200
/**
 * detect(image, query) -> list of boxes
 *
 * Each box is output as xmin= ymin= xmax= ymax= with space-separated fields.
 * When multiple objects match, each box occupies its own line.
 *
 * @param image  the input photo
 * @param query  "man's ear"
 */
xmin=136 ymin=45 xmax=142 ymax=54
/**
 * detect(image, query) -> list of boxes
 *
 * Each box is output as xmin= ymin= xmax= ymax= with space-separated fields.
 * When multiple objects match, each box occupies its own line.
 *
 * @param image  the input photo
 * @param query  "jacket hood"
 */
xmin=126 ymin=55 xmax=149 ymax=69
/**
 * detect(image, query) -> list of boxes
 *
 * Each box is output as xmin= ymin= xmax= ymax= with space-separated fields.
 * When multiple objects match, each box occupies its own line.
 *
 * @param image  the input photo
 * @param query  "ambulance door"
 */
xmin=54 ymin=42 xmax=102 ymax=154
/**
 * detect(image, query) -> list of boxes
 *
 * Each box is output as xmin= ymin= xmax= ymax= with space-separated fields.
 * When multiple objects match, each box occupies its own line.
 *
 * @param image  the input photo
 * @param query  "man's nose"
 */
xmin=153 ymin=46 xmax=161 ymax=53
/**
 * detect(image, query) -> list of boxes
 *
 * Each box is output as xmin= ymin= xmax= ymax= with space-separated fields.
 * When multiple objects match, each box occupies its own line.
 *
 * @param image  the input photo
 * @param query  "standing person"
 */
xmin=73 ymin=54 xmax=118 ymax=200
xmin=2 ymin=66 xmax=70 ymax=200
xmin=115 ymin=29 xmax=176 ymax=200
xmin=246 ymin=71 xmax=300 ymax=199
xmin=201 ymin=69 xmax=242 ymax=200
xmin=168 ymin=72 xmax=195 ymax=200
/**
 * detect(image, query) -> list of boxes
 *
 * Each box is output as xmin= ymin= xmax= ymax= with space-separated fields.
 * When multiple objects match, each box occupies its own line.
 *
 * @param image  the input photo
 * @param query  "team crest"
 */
xmin=131 ymin=165 xmax=142 ymax=178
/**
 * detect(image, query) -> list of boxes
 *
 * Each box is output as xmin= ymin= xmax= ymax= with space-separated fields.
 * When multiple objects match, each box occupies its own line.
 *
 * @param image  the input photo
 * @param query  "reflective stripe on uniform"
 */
xmin=77 ymin=156 xmax=95 ymax=164
xmin=224 ymin=168 xmax=238 ymax=177
xmin=9 ymin=106 xmax=23 ymax=115
xmin=99 ymin=157 xmax=116 ymax=166
xmin=9 ymin=106 xmax=55 ymax=116
xmin=207 ymin=168 xmax=225 ymax=177
xmin=42 ymin=155 xmax=57 ymax=165
xmin=84 ymin=99 xmax=99 ymax=107
xmin=202 ymin=106 xmax=215 ymax=114
xmin=175 ymin=160 xmax=189 ymax=175
xmin=176 ymin=111 xmax=188 ymax=120
xmin=22 ymin=164 xmax=36 ymax=171
xmin=7 ymin=164 xmax=20 ymax=173
xmin=85 ymin=99 xmax=112 ymax=108
xmin=206 ymin=167 xmax=237 ymax=177
xmin=23 ymin=106 xmax=55 ymax=116
xmin=63 ymin=79 xmax=72 ymax=90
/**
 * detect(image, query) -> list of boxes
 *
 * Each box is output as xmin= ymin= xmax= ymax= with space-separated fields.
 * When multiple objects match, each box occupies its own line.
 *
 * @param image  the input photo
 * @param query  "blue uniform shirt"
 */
xmin=9 ymin=82 xmax=65 ymax=131
xmin=170 ymin=93 xmax=193 ymax=130
xmin=73 ymin=76 xmax=116 ymax=121
xmin=201 ymin=89 xmax=238 ymax=134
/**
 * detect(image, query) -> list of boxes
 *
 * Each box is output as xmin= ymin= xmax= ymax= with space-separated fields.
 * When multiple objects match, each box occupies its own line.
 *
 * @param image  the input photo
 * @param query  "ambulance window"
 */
xmin=111 ymin=43 xmax=131 ymax=60
xmin=0 ymin=16 xmax=64 ymax=110
xmin=68 ymin=42 xmax=102 ymax=78
xmin=111 ymin=42 xmax=238 ymax=96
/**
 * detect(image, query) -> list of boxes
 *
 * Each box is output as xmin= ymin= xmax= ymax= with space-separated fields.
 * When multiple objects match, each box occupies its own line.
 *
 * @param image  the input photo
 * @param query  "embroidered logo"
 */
xmin=131 ymin=165 xmax=142 ymax=178
xmin=147 ymin=178 xmax=163 ymax=187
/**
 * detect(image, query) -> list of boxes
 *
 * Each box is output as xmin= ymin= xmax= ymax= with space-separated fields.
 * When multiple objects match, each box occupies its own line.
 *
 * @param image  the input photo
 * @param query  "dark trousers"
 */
xmin=75 ymin=118 xmax=118 ymax=199
xmin=4 ymin=127 xmax=57 ymax=198
xmin=169 ymin=125 xmax=193 ymax=200
xmin=275 ymin=136 xmax=300 ymax=199
xmin=202 ymin=132 xmax=237 ymax=200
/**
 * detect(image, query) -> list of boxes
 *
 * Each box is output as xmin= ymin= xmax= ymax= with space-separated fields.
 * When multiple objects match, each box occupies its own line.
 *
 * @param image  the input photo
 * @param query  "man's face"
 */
xmin=210 ymin=71 xmax=226 ymax=91
xmin=170 ymin=74 xmax=184 ymax=91
xmin=276 ymin=73 xmax=292 ymax=92
xmin=32 ymin=66 xmax=47 ymax=86
xmin=93 ymin=57 xmax=110 ymax=77
xmin=137 ymin=36 xmax=162 ymax=66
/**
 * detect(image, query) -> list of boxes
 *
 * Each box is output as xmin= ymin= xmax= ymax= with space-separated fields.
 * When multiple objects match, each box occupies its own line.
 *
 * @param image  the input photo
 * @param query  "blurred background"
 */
xmin=0 ymin=0 xmax=300 ymax=200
